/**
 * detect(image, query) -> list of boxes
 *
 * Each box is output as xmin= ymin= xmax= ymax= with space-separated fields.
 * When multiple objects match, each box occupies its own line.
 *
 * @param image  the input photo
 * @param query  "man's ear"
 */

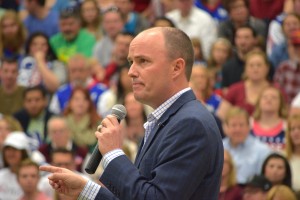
xmin=172 ymin=58 xmax=185 ymax=78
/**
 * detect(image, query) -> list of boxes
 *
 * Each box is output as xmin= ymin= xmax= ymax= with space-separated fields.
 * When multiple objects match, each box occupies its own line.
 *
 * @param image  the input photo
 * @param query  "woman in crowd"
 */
xmin=80 ymin=0 xmax=103 ymax=40
xmin=261 ymin=153 xmax=292 ymax=188
xmin=217 ymin=50 xmax=272 ymax=120
xmin=18 ymin=32 xmax=66 ymax=93
xmin=190 ymin=64 xmax=222 ymax=114
xmin=0 ymin=10 xmax=26 ymax=59
xmin=250 ymin=86 xmax=288 ymax=151
xmin=207 ymin=37 xmax=232 ymax=94
xmin=0 ymin=133 xmax=30 ymax=199
xmin=285 ymin=114 xmax=300 ymax=192
xmin=63 ymin=86 xmax=102 ymax=152
xmin=266 ymin=185 xmax=297 ymax=200
xmin=219 ymin=150 xmax=243 ymax=200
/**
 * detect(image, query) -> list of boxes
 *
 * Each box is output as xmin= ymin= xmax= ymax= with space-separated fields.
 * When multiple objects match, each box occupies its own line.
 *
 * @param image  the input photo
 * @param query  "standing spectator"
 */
xmin=50 ymin=8 xmax=96 ymax=63
xmin=18 ymin=32 xmax=67 ymax=93
xmin=0 ymin=58 xmax=26 ymax=115
xmin=219 ymin=0 xmax=267 ymax=46
xmin=23 ymin=0 xmax=59 ymax=37
xmin=195 ymin=0 xmax=228 ymax=23
xmin=243 ymin=175 xmax=272 ymax=200
xmin=261 ymin=153 xmax=292 ymax=188
xmin=250 ymin=86 xmax=288 ymax=151
xmin=13 ymin=86 xmax=54 ymax=146
xmin=221 ymin=25 xmax=257 ymax=92
xmin=49 ymin=54 xmax=107 ymax=115
xmin=0 ymin=10 xmax=26 ymax=59
xmin=274 ymin=29 xmax=300 ymax=103
xmin=63 ymin=86 xmax=101 ymax=152
xmin=114 ymin=0 xmax=150 ymax=35
xmin=93 ymin=6 xmax=125 ymax=67
xmin=17 ymin=159 xmax=51 ymax=200
xmin=218 ymin=50 xmax=271 ymax=120
xmin=80 ymin=0 xmax=103 ymax=40
xmin=285 ymin=114 xmax=300 ymax=192
xmin=249 ymin=0 xmax=285 ymax=23
xmin=218 ymin=150 xmax=243 ymax=200
xmin=222 ymin=107 xmax=272 ymax=184
xmin=38 ymin=116 xmax=88 ymax=172
xmin=166 ymin=0 xmax=217 ymax=58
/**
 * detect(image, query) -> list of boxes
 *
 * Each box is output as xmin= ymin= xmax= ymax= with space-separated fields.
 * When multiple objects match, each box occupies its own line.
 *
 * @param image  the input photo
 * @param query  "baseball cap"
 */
xmin=245 ymin=175 xmax=272 ymax=191
xmin=3 ymin=132 xmax=30 ymax=151
xmin=291 ymin=29 xmax=300 ymax=46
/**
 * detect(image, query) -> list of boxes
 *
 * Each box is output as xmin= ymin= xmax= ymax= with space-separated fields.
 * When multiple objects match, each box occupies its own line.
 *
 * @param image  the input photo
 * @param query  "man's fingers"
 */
xmin=39 ymin=165 xmax=63 ymax=173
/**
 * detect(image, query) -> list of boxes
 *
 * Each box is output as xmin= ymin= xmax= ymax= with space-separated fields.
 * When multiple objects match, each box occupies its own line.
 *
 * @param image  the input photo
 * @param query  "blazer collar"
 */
xmin=134 ymin=90 xmax=196 ymax=167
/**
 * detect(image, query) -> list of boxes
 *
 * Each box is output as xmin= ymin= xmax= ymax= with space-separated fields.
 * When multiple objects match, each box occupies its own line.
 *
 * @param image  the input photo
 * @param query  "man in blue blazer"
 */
xmin=40 ymin=27 xmax=224 ymax=200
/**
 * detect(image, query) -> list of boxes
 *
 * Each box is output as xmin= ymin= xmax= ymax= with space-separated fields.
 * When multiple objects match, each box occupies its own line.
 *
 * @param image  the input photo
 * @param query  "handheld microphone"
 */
xmin=85 ymin=104 xmax=127 ymax=174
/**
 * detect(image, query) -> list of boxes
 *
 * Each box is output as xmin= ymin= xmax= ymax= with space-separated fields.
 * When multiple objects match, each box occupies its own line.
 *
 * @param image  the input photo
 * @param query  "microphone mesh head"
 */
xmin=111 ymin=104 xmax=127 ymax=120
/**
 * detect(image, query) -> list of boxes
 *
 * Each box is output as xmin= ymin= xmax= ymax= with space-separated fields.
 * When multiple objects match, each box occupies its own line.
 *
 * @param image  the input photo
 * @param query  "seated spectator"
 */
xmin=14 ymin=86 xmax=54 ymax=146
xmin=207 ymin=37 xmax=232 ymax=94
xmin=250 ymin=86 xmax=288 ymax=151
xmin=261 ymin=153 xmax=292 ymax=188
xmin=269 ymin=13 xmax=300 ymax=69
xmin=17 ymin=159 xmax=51 ymax=200
xmin=38 ymin=148 xmax=91 ymax=199
xmin=100 ymin=32 xmax=135 ymax=87
xmin=0 ymin=132 xmax=45 ymax=199
xmin=18 ymin=32 xmax=67 ymax=93
xmin=50 ymin=7 xmax=96 ymax=63
xmin=191 ymin=38 xmax=205 ymax=64
xmin=151 ymin=16 xmax=176 ymax=27
xmin=221 ymin=25 xmax=258 ymax=92
xmin=243 ymin=175 xmax=272 ymax=200
xmin=0 ymin=115 xmax=22 ymax=168
xmin=114 ymin=0 xmax=150 ymax=35
xmin=267 ymin=2 xmax=300 ymax=55
xmin=49 ymin=54 xmax=107 ymax=115
xmin=93 ymin=6 xmax=125 ymax=67
xmin=38 ymin=116 xmax=88 ymax=172
xmin=189 ymin=64 xmax=222 ymax=114
xmin=274 ymin=29 xmax=300 ymax=103
xmin=0 ymin=57 xmax=26 ymax=115
xmin=23 ymin=0 xmax=59 ymax=37
xmin=219 ymin=150 xmax=243 ymax=200
xmin=222 ymin=107 xmax=272 ymax=184
xmin=80 ymin=0 xmax=103 ymax=40
xmin=122 ymin=92 xmax=147 ymax=161
xmin=290 ymin=92 xmax=300 ymax=115
xmin=166 ymin=0 xmax=216 ymax=58
xmin=285 ymin=114 xmax=300 ymax=192
xmin=218 ymin=50 xmax=271 ymax=120
xmin=98 ymin=65 xmax=132 ymax=117
xmin=266 ymin=184 xmax=297 ymax=200
xmin=219 ymin=0 xmax=267 ymax=46
xmin=63 ymin=86 xmax=101 ymax=152
xmin=0 ymin=10 xmax=26 ymax=59
xmin=195 ymin=0 xmax=228 ymax=23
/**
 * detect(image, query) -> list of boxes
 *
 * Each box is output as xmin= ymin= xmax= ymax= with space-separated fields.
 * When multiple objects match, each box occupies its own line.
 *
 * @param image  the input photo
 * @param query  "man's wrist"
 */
xmin=102 ymin=149 xmax=125 ymax=169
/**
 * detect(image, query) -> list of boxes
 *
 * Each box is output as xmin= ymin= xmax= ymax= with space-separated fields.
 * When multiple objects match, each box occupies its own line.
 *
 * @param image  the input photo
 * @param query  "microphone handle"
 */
xmin=85 ymin=144 xmax=102 ymax=174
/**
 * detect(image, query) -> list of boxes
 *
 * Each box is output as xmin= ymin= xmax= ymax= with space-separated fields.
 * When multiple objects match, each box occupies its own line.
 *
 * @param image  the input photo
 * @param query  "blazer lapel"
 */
xmin=134 ymin=90 xmax=197 ymax=167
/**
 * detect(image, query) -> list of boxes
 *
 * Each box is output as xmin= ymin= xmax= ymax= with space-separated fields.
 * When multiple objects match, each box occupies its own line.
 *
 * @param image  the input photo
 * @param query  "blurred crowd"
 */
xmin=0 ymin=0 xmax=300 ymax=199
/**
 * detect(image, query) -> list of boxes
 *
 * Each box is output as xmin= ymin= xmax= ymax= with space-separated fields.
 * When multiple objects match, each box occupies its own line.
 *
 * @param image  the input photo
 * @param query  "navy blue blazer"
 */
xmin=96 ymin=90 xmax=223 ymax=199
